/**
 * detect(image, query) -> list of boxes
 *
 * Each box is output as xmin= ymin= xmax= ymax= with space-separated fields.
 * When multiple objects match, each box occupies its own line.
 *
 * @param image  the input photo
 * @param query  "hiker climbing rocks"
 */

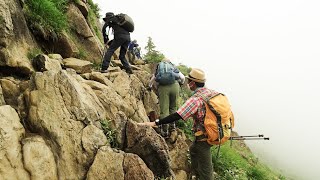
xmin=148 ymin=58 xmax=185 ymax=138
xmin=101 ymin=12 xmax=133 ymax=74
xmin=133 ymin=46 xmax=142 ymax=60
xmin=141 ymin=68 xmax=220 ymax=180
xmin=128 ymin=39 xmax=139 ymax=63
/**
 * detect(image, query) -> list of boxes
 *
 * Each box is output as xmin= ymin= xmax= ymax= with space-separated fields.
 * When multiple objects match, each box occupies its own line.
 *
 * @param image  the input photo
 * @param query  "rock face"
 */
xmin=87 ymin=146 xmax=154 ymax=180
xmin=0 ymin=0 xmax=37 ymax=75
xmin=126 ymin=120 xmax=172 ymax=177
xmin=63 ymin=57 xmax=93 ymax=74
xmin=0 ymin=0 xmax=193 ymax=179
xmin=22 ymin=135 xmax=58 ymax=180
xmin=0 ymin=105 xmax=29 ymax=179
xmin=0 ymin=61 xmax=192 ymax=179
xmin=32 ymin=54 xmax=62 ymax=72
xmin=66 ymin=3 xmax=103 ymax=63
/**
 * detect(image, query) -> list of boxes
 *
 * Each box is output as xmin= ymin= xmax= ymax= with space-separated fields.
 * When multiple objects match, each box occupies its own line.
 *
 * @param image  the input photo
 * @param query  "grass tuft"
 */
xmin=24 ymin=0 xmax=68 ymax=38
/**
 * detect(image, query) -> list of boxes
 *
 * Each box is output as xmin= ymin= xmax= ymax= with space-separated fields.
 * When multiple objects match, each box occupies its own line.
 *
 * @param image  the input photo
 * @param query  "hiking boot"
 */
xmin=100 ymin=67 xmax=108 ymax=73
xmin=125 ymin=68 xmax=133 ymax=74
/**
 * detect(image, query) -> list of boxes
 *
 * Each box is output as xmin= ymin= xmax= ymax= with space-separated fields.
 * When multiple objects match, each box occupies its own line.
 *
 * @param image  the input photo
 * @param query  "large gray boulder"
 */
xmin=0 ymin=105 xmax=29 ymax=179
xmin=87 ymin=146 xmax=154 ymax=180
xmin=0 ymin=0 xmax=36 ymax=75
xmin=22 ymin=135 xmax=58 ymax=180
xmin=66 ymin=4 xmax=103 ymax=63
xmin=32 ymin=54 xmax=62 ymax=72
xmin=126 ymin=120 xmax=172 ymax=178
xmin=26 ymin=69 xmax=107 ymax=179
xmin=63 ymin=57 xmax=93 ymax=74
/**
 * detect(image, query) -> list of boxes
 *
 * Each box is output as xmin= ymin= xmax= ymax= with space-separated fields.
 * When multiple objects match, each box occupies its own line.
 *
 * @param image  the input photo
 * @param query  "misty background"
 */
xmin=93 ymin=0 xmax=320 ymax=179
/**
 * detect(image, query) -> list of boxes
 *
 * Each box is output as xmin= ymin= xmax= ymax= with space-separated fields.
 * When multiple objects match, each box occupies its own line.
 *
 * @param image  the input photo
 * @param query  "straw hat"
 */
xmin=186 ymin=68 xmax=206 ymax=83
xmin=162 ymin=57 xmax=170 ymax=62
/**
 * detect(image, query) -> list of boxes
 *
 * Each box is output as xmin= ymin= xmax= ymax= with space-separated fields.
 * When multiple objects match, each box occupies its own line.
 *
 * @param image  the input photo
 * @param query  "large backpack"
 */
xmin=116 ymin=13 xmax=134 ymax=32
xmin=155 ymin=62 xmax=177 ymax=85
xmin=199 ymin=93 xmax=235 ymax=145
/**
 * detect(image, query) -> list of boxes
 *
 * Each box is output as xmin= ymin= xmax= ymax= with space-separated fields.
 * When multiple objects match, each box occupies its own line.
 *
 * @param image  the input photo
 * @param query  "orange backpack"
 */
xmin=200 ymin=93 xmax=235 ymax=145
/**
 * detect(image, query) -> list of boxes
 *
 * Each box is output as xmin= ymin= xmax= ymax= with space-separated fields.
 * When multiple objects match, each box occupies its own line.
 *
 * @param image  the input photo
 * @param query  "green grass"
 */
xmin=92 ymin=62 xmax=102 ymax=71
xmin=88 ymin=0 xmax=100 ymax=18
xmin=212 ymin=141 xmax=285 ymax=180
xmin=76 ymin=48 xmax=88 ymax=59
xmin=100 ymin=119 xmax=118 ymax=148
xmin=27 ymin=48 xmax=42 ymax=60
xmin=24 ymin=0 xmax=68 ymax=37
xmin=87 ymin=1 xmax=103 ymax=43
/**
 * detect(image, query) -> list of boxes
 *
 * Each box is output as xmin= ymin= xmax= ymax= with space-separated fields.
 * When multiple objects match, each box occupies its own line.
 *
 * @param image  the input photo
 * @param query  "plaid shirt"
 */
xmin=177 ymin=87 xmax=219 ymax=132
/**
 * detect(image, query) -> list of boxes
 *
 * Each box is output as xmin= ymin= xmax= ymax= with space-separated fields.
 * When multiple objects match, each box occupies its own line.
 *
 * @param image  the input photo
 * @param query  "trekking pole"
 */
xmin=233 ymin=134 xmax=264 ymax=138
xmin=229 ymin=137 xmax=270 ymax=140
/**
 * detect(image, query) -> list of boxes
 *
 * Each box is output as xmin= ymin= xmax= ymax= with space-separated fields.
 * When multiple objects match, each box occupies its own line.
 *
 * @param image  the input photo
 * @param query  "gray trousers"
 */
xmin=158 ymin=82 xmax=179 ymax=136
xmin=190 ymin=141 xmax=214 ymax=180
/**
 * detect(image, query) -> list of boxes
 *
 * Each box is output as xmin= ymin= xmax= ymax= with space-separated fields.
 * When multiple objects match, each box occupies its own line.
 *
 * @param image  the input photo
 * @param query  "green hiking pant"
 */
xmin=190 ymin=141 xmax=214 ymax=180
xmin=158 ymin=82 xmax=179 ymax=135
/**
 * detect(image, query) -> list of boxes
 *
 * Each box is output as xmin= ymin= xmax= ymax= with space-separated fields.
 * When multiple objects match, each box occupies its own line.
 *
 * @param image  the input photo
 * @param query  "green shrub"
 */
xmin=177 ymin=64 xmax=191 ymax=76
xmin=247 ymin=166 xmax=268 ymax=180
xmin=144 ymin=37 xmax=165 ymax=63
xmin=213 ymin=142 xmax=250 ymax=179
xmin=92 ymin=62 xmax=102 ymax=70
xmin=86 ymin=0 xmax=102 ymax=43
xmin=176 ymin=118 xmax=194 ymax=140
xmin=24 ymin=0 xmax=68 ymax=37
xmin=87 ymin=0 xmax=100 ymax=18
xmin=100 ymin=119 xmax=118 ymax=148
xmin=76 ymin=48 xmax=87 ymax=59
xmin=212 ymin=141 xmax=286 ymax=179
xmin=27 ymin=48 xmax=42 ymax=60
xmin=51 ymin=0 xmax=68 ymax=12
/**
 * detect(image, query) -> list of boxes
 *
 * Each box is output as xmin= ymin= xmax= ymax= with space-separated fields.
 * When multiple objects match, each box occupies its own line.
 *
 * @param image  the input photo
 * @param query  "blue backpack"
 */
xmin=155 ymin=62 xmax=177 ymax=85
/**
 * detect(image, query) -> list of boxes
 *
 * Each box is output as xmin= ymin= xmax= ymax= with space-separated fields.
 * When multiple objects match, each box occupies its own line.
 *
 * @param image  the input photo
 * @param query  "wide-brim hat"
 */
xmin=186 ymin=68 xmax=206 ymax=83
xmin=103 ymin=12 xmax=114 ymax=21
xmin=162 ymin=57 xmax=170 ymax=62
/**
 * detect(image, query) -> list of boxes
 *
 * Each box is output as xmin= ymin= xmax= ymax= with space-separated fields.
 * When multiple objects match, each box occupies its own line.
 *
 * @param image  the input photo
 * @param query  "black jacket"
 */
xmin=102 ymin=16 xmax=130 ymax=43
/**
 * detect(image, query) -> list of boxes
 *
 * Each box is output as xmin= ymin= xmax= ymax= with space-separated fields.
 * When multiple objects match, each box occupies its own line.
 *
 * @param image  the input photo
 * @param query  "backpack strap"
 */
xmin=194 ymin=92 xmax=222 ymax=138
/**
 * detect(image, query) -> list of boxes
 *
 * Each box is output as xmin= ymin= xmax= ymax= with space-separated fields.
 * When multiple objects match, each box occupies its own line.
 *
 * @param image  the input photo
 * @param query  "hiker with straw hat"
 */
xmin=140 ymin=68 xmax=216 ymax=180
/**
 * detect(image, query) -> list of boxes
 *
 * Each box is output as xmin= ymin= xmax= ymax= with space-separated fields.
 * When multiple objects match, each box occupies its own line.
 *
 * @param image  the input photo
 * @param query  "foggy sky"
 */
xmin=93 ymin=0 xmax=320 ymax=179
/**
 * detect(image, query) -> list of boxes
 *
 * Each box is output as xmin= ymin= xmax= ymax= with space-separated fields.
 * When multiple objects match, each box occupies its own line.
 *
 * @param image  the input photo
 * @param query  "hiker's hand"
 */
xmin=147 ymin=86 xmax=152 ymax=91
xmin=137 ymin=121 xmax=157 ymax=127
xmin=104 ymin=37 xmax=109 ymax=44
